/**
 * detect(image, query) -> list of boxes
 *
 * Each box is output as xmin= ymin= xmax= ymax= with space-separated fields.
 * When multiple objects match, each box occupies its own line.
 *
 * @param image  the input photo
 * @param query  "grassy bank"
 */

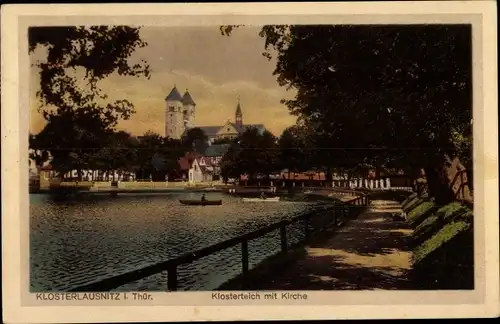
xmin=403 ymin=193 xmax=474 ymax=289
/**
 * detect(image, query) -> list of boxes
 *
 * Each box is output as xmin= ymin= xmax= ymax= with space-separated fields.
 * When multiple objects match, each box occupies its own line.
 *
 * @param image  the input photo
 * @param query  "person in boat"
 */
xmin=201 ymin=194 xmax=207 ymax=202
xmin=260 ymin=191 xmax=267 ymax=200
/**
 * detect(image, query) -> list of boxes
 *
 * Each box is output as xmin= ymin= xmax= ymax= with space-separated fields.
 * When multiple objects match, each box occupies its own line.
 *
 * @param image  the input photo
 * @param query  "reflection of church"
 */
xmin=164 ymin=85 xmax=266 ymax=143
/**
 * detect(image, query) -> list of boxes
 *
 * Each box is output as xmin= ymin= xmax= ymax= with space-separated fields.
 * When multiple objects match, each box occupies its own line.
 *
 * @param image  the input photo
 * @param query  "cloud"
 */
xmin=29 ymin=26 xmax=299 ymax=138
xmin=31 ymin=68 xmax=297 ymax=137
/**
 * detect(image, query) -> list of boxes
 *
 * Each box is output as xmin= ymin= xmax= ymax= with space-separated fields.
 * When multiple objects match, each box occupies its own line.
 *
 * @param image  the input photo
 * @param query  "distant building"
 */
xmin=178 ymin=145 xmax=228 ymax=181
xmin=188 ymin=156 xmax=214 ymax=184
xmin=164 ymin=85 xmax=196 ymax=139
xmin=197 ymin=99 xmax=266 ymax=144
xmin=164 ymin=85 xmax=268 ymax=142
xmin=204 ymin=144 xmax=230 ymax=171
xmin=178 ymin=151 xmax=204 ymax=180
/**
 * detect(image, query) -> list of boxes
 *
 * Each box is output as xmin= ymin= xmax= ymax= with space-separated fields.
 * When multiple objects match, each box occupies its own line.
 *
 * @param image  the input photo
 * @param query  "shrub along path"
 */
xmin=242 ymin=200 xmax=414 ymax=290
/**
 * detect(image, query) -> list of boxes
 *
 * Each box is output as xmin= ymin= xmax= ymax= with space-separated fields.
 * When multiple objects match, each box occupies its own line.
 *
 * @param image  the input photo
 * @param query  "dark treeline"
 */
xmin=28 ymin=25 xmax=473 ymax=205
xmin=221 ymin=24 xmax=473 ymax=204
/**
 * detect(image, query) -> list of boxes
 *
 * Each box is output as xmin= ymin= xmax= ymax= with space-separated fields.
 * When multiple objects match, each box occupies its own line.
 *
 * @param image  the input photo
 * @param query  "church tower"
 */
xmin=235 ymin=97 xmax=243 ymax=126
xmin=182 ymin=89 xmax=196 ymax=130
xmin=165 ymin=85 xmax=184 ymax=139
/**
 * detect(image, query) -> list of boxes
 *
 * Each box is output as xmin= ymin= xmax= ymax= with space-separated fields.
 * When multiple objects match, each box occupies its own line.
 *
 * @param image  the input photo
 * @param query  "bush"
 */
xmin=410 ymin=199 xmax=474 ymax=290
xmin=414 ymin=215 xmax=439 ymax=242
xmin=413 ymin=220 xmax=471 ymax=265
xmin=407 ymin=201 xmax=436 ymax=228
xmin=411 ymin=220 xmax=473 ymax=289
xmin=402 ymin=195 xmax=425 ymax=214
xmin=413 ymin=202 xmax=471 ymax=245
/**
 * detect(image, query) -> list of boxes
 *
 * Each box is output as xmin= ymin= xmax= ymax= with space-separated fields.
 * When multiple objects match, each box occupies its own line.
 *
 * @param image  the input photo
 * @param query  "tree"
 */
xmin=31 ymin=111 xmax=112 ymax=178
xmin=181 ymin=127 xmax=209 ymax=154
xmin=278 ymin=125 xmax=308 ymax=180
xmin=29 ymin=132 xmax=50 ymax=172
xmin=92 ymin=131 xmax=138 ymax=180
xmin=220 ymin=142 xmax=242 ymax=183
xmin=220 ymin=128 xmax=279 ymax=182
xmin=161 ymin=137 xmax=185 ymax=179
xmin=29 ymin=26 xmax=151 ymax=178
xmin=221 ymin=25 xmax=472 ymax=203
xmin=212 ymin=138 xmax=235 ymax=145
xmin=133 ymin=131 xmax=186 ymax=181
xmin=135 ymin=131 xmax=163 ymax=180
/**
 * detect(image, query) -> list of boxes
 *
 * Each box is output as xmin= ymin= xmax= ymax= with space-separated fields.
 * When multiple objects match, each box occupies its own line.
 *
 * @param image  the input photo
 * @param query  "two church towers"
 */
xmin=164 ymin=85 xmax=243 ymax=139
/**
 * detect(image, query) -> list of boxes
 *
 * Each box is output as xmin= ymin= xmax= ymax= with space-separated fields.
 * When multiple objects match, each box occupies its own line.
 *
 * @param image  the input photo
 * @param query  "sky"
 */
xmin=29 ymin=26 xmax=298 ymax=137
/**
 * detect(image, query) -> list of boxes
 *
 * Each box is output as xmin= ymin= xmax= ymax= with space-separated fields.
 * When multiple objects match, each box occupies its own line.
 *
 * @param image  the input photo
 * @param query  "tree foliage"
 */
xmin=182 ymin=127 xmax=209 ymax=154
xmin=220 ymin=128 xmax=279 ymax=181
xmin=29 ymin=26 xmax=151 ymax=177
xmin=131 ymin=131 xmax=185 ymax=180
xmin=29 ymin=26 xmax=150 ymax=125
xmin=221 ymin=24 xmax=473 ymax=201
xmin=277 ymin=125 xmax=309 ymax=177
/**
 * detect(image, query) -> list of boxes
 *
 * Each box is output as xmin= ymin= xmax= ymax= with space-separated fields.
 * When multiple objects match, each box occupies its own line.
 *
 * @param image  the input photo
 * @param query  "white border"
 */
xmin=2 ymin=2 xmax=499 ymax=322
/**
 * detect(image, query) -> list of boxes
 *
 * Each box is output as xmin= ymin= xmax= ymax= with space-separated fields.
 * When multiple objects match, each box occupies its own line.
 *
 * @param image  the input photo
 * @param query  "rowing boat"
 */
xmin=179 ymin=199 xmax=222 ymax=206
xmin=242 ymin=197 xmax=280 ymax=202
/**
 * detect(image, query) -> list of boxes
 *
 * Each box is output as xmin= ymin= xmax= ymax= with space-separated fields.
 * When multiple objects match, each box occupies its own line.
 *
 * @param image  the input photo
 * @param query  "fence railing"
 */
xmin=69 ymin=193 xmax=370 ymax=292
xmin=450 ymin=169 xmax=473 ymax=203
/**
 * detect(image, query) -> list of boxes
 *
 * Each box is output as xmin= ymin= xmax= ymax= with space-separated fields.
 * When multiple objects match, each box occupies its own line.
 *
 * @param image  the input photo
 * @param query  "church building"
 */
xmin=198 ymin=99 xmax=266 ymax=144
xmin=165 ymin=85 xmax=196 ymax=139
xmin=164 ymin=85 xmax=267 ymax=142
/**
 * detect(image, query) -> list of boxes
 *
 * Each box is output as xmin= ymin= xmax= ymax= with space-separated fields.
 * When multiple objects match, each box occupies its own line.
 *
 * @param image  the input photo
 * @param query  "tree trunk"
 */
xmin=424 ymin=153 xmax=456 ymax=205
xmin=325 ymin=167 xmax=332 ymax=182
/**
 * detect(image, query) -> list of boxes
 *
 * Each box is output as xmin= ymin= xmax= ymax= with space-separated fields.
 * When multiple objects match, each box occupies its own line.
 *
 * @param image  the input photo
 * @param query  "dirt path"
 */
xmin=252 ymin=200 xmax=414 ymax=290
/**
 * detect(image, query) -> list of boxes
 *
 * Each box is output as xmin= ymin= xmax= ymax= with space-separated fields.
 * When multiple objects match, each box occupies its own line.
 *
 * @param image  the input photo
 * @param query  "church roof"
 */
xmin=235 ymin=101 xmax=242 ymax=116
xmin=165 ymin=86 xmax=183 ymax=102
xmin=182 ymin=91 xmax=196 ymax=105
xmin=197 ymin=126 xmax=222 ymax=137
xmin=183 ymin=124 xmax=267 ymax=138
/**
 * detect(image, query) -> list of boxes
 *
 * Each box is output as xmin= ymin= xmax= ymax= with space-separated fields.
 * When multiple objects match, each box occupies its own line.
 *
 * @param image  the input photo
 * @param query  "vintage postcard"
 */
xmin=2 ymin=1 xmax=499 ymax=322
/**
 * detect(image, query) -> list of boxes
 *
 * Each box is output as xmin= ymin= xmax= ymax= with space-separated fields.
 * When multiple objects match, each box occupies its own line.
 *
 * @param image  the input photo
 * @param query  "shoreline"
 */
xmin=29 ymin=188 xmax=359 ymax=204
xmin=30 ymin=182 xmax=363 ymax=197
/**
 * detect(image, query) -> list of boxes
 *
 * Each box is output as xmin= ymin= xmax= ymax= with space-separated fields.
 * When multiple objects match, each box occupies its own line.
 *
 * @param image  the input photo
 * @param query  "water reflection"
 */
xmin=30 ymin=192 xmax=320 ymax=291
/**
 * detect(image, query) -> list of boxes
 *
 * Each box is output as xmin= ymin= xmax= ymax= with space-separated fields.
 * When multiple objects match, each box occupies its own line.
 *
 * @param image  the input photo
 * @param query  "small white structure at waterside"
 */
xmin=188 ymin=156 xmax=214 ymax=184
xmin=39 ymin=164 xmax=136 ymax=182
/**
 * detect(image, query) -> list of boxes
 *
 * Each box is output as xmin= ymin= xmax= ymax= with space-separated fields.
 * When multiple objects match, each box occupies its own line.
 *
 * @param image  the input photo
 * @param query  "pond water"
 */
xmin=30 ymin=192 xmax=329 ymax=291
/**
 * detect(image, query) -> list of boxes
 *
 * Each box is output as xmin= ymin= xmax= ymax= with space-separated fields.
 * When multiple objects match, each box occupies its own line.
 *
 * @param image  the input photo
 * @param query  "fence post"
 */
xmin=304 ymin=214 xmax=310 ymax=241
xmin=460 ymin=171 xmax=465 ymax=200
xmin=240 ymin=240 xmax=249 ymax=289
xmin=241 ymin=240 xmax=249 ymax=275
xmin=280 ymin=224 xmax=288 ymax=253
xmin=167 ymin=265 xmax=178 ymax=291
